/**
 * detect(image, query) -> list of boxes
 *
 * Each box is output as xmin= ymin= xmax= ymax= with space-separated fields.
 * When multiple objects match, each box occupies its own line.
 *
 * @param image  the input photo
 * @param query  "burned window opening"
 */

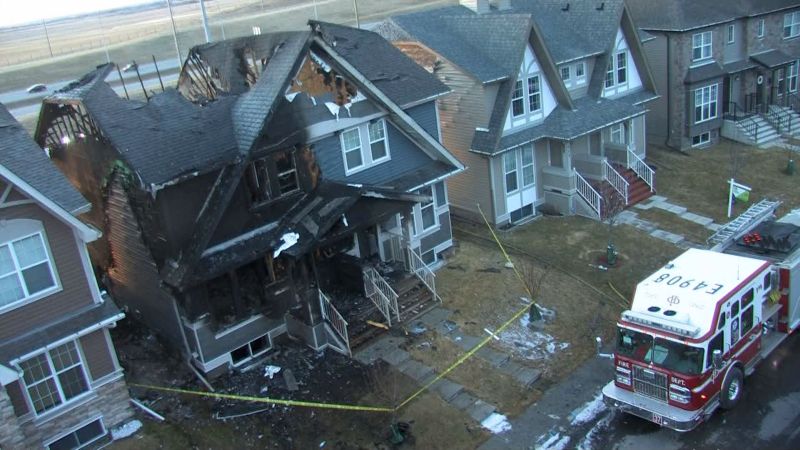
xmin=287 ymin=52 xmax=359 ymax=106
xmin=205 ymin=258 xmax=279 ymax=330
xmin=244 ymin=149 xmax=299 ymax=205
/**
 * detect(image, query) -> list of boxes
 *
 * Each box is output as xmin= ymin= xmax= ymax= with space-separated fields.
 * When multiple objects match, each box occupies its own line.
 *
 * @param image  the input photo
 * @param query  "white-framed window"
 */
xmin=560 ymin=66 xmax=570 ymax=81
xmin=504 ymin=151 xmax=518 ymax=194
xmin=527 ymin=76 xmax=541 ymax=113
xmin=694 ymin=84 xmax=718 ymax=123
xmin=692 ymin=132 xmax=711 ymax=147
xmin=0 ymin=231 xmax=58 ymax=309
xmin=412 ymin=185 xmax=438 ymax=235
xmin=340 ymin=119 xmax=391 ymax=175
xmin=727 ymin=24 xmax=735 ymax=44
xmin=45 ymin=417 xmax=106 ymax=450
xmin=692 ymin=31 xmax=712 ymax=62
xmin=575 ymin=62 xmax=585 ymax=81
xmin=511 ymin=79 xmax=525 ymax=117
xmin=610 ymin=123 xmax=625 ymax=144
xmin=521 ymin=146 xmax=535 ymax=188
xmin=757 ymin=19 xmax=765 ymax=38
xmin=784 ymin=11 xmax=800 ymax=38
xmin=789 ymin=62 xmax=799 ymax=92
xmin=605 ymin=51 xmax=628 ymax=88
xmin=19 ymin=341 xmax=90 ymax=415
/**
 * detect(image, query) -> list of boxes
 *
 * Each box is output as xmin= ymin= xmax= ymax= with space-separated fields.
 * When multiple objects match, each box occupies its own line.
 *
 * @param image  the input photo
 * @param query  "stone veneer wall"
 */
xmin=8 ymin=377 xmax=132 ymax=449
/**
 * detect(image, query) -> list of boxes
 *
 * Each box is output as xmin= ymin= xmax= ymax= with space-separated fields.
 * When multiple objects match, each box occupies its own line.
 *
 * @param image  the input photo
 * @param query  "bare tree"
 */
xmin=601 ymin=188 xmax=627 ymax=266
xmin=520 ymin=261 xmax=550 ymax=323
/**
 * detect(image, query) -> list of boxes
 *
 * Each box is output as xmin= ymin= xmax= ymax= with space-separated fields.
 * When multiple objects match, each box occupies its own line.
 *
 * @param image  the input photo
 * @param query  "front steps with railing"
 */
xmin=768 ymin=105 xmax=800 ymax=137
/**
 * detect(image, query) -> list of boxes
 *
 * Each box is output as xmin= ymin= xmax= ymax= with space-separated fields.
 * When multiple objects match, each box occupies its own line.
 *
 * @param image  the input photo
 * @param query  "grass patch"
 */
xmin=635 ymin=207 xmax=712 ymax=245
xmin=647 ymin=142 xmax=800 ymax=223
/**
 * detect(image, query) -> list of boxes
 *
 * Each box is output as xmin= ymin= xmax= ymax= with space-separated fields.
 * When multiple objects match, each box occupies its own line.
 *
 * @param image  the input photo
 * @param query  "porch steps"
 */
xmin=589 ymin=167 xmax=653 ymax=220
xmin=744 ymin=115 xmax=780 ymax=145
xmin=768 ymin=105 xmax=800 ymax=137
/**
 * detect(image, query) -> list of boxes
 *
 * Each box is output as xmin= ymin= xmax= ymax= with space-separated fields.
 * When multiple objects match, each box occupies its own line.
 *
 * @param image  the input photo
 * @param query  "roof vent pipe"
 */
xmin=460 ymin=0 xmax=491 ymax=14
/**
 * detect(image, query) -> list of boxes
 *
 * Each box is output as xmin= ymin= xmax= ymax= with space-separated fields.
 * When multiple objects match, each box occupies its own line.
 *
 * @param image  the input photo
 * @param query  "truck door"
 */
xmin=729 ymin=299 xmax=741 ymax=348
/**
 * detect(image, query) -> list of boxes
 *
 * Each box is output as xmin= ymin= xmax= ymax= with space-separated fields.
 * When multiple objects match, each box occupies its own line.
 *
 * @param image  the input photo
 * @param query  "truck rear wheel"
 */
xmin=720 ymin=367 xmax=744 ymax=410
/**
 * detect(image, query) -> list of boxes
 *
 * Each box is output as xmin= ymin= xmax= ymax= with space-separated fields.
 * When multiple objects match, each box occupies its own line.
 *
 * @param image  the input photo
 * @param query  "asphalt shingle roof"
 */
xmin=627 ymin=0 xmax=800 ymax=33
xmin=311 ymin=21 xmax=451 ymax=105
xmin=0 ymin=103 xmax=89 ymax=215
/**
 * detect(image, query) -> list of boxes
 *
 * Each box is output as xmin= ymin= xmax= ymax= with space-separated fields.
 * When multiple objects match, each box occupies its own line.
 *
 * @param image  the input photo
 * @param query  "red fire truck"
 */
xmin=602 ymin=201 xmax=800 ymax=431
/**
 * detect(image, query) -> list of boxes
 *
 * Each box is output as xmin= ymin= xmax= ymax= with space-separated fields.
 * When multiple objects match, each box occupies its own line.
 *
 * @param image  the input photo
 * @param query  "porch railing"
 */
xmin=626 ymin=149 xmax=655 ymax=192
xmin=766 ymin=105 xmax=792 ymax=135
xmin=406 ymin=246 xmax=442 ymax=303
xmin=319 ymin=289 xmax=351 ymax=357
xmin=363 ymin=267 xmax=400 ymax=324
xmin=724 ymin=101 xmax=759 ymax=143
xmin=602 ymin=159 xmax=629 ymax=205
xmin=575 ymin=171 xmax=601 ymax=219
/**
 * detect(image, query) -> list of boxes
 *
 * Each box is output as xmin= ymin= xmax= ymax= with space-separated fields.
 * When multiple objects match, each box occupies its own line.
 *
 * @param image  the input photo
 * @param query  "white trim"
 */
xmin=18 ymin=340 xmax=93 ymax=418
xmin=214 ymin=314 xmax=264 ymax=339
xmin=43 ymin=415 xmax=106 ymax=450
xmin=102 ymin=328 xmax=122 ymax=372
xmin=691 ymin=30 xmax=713 ymax=62
xmin=0 ymin=167 xmax=98 ymax=242
xmin=74 ymin=228 xmax=102 ymax=304
xmin=0 ymin=363 xmax=20 ymax=384
xmin=757 ymin=19 xmax=765 ymax=39
xmin=692 ymin=132 xmax=711 ymax=147
xmin=726 ymin=24 xmax=735 ymax=44
xmin=341 ymin=119 xmax=392 ymax=176
xmin=434 ymin=101 xmax=443 ymax=141
xmin=693 ymin=84 xmax=719 ymax=124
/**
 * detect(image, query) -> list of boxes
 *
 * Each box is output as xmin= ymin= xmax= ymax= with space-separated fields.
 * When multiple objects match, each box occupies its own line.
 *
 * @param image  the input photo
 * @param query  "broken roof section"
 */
xmin=0 ymin=102 xmax=89 ymax=216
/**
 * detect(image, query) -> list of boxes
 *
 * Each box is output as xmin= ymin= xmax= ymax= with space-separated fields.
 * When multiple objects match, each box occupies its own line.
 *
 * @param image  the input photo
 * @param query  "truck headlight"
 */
xmin=669 ymin=384 xmax=691 ymax=404
xmin=616 ymin=366 xmax=632 ymax=386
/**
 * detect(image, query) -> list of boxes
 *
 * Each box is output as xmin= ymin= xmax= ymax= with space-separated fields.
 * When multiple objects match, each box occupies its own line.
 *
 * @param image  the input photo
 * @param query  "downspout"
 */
xmin=665 ymin=33 xmax=672 ymax=148
xmin=171 ymin=296 xmax=214 ymax=392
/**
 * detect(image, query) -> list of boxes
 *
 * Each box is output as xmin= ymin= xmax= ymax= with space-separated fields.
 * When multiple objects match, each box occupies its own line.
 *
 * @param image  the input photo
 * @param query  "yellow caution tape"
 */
xmin=131 ymin=204 xmax=536 ymax=414
xmin=129 ymin=383 xmax=394 ymax=413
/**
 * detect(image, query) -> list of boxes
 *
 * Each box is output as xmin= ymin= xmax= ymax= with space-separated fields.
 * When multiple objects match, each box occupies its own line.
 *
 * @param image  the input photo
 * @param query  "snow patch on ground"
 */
xmin=481 ymin=413 xmax=512 ymax=434
xmin=571 ymin=393 xmax=607 ymax=426
xmin=111 ymin=420 xmax=142 ymax=440
xmin=497 ymin=315 xmax=569 ymax=361
xmin=539 ymin=432 xmax=570 ymax=450
xmin=576 ymin=411 xmax=613 ymax=450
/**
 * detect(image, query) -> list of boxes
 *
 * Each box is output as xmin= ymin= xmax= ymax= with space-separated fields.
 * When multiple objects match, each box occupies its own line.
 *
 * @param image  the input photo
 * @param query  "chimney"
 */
xmin=496 ymin=0 xmax=512 ymax=11
xmin=460 ymin=0 xmax=491 ymax=14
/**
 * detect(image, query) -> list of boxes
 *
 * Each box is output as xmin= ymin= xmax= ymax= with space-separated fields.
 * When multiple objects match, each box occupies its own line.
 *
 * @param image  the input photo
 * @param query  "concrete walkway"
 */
xmin=355 ymin=306 xmax=541 ymax=428
xmin=615 ymin=195 xmax=721 ymax=248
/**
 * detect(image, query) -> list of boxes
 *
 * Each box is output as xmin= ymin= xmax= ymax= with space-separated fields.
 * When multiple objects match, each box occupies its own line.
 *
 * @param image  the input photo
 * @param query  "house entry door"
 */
xmin=503 ymin=144 xmax=537 ymax=222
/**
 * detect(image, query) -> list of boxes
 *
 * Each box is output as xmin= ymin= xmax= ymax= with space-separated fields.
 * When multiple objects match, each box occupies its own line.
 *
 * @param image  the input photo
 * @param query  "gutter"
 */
xmin=406 ymin=166 xmax=467 ymax=193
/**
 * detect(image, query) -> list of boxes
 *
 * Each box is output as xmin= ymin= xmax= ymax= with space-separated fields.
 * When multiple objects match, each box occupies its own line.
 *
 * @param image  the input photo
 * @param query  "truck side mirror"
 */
xmin=712 ymin=349 xmax=723 ymax=370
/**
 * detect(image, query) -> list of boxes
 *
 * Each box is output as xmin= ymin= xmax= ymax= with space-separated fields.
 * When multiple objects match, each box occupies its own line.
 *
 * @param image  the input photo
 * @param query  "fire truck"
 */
xmin=602 ymin=200 xmax=800 ymax=431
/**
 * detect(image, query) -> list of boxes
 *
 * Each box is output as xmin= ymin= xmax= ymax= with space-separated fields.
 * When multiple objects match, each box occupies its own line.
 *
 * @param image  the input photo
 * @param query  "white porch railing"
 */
xmin=319 ymin=289 xmax=351 ymax=357
xmin=406 ymin=246 xmax=442 ymax=303
xmin=626 ymin=149 xmax=655 ymax=192
xmin=602 ymin=159 xmax=629 ymax=205
xmin=363 ymin=267 xmax=400 ymax=324
xmin=575 ymin=171 xmax=602 ymax=218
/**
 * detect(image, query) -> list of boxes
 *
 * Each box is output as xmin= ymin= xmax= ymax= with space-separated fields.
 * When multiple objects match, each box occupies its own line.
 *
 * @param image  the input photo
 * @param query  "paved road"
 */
xmin=516 ymin=333 xmax=800 ymax=450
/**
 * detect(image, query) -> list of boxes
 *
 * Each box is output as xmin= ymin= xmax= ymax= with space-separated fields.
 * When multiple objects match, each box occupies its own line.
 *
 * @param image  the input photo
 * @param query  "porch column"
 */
xmin=563 ymin=142 xmax=573 ymax=169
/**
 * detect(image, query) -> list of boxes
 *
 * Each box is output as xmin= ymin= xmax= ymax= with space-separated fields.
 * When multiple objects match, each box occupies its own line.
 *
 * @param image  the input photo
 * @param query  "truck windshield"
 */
xmin=616 ymin=328 xmax=705 ymax=375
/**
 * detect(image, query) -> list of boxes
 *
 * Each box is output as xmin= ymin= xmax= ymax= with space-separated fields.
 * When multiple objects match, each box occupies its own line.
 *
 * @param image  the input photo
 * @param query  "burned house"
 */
xmin=34 ymin=22 xmax=463 ymax=376
xmin=0 ymin=104 xmax=132 ymax=449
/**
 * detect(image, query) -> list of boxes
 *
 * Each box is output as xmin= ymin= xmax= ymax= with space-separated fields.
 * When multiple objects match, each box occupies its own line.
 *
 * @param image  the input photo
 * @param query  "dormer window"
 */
xmin=245 ymin=150 xmax=299 ymax=205
xmin=340 ymin=119 xmax=391 ymax=175
xmin=528 ymin=76 xmax=542 ymax=112
xmin=512 ymin=80 xmax=525 ymax=117
xmin=692 ymin=31 xmax=712 ymax=62
xmin=605 ymin=51 xmax=627 ymax=88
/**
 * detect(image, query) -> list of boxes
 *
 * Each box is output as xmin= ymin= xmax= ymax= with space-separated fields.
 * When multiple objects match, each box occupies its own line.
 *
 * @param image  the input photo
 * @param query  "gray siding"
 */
xmin=723 ymin=20 xmax=746 ymax=63
xmin=0 ymin=202 xmax=95 ymax=343
xmin=193 ymin=315 xmax=283 ymax=363
xmin=312 ymin=119 xmax=434 ymax=186
xmin=79 ymin=329 xmax=116 ymax=381
xmin=642 ymin=34 xmax=669 ymax=139
xmin=420 ymin=211 xmax=452 ymax=253
xmin=105 ymin=177 xmax=184 ymax=350
xmin=405 ymin=101 xmax=440 ymax=141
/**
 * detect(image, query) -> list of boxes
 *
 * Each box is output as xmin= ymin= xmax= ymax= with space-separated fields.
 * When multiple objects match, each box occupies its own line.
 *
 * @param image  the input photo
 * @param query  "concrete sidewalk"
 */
xmin=480 ymin=351 xmax=615 ymax=449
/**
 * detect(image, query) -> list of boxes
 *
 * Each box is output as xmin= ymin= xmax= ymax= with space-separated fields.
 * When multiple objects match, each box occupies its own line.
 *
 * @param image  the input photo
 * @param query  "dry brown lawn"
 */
xmin=635 ymin=207 xmax=712 ymax=245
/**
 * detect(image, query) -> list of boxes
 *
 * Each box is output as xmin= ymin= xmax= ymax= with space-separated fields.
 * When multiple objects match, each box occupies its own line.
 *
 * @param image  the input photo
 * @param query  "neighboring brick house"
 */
xmin=34 ymin=22 xmax=463 ymax=376
xmin=628 ymin=0 xmax=800 ymax=150
xmin=0 ymin=104 xmax=131 ymax=449
xmin=377 ymin=0 xmax=658 ymax=225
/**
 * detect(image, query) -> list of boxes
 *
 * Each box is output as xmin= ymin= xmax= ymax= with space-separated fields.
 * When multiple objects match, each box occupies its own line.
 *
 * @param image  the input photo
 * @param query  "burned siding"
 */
xmin=312 ymin=119 xmax=434 ymax=186
xmin=105 ymin=177 xmax=184 ymax=349
xmin=4 ymin=381 xmax=28 ymax=417
xmin=0 ymin=202 xmax=95 ymax=343
xmin=79 ymin=329 xmax=116 ymax=381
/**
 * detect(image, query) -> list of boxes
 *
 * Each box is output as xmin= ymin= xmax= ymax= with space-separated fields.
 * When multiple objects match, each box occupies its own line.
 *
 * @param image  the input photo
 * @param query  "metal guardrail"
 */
xmin=626 ymin=149 xmax=655 ymax=192
xmin=766 ymin=105 xmax=792 ymax=136
xmin=319 ymin=289 xmax=351 ymax=357
xmin=363 ymin=267 xmax=400 ymax=324
xmin=406 ymin=246 xmax=442 ymax=303
xmin=724 ymin=101 xmax=759 ymax=143
xmin=602 ymin=159 xmax=629 ymax=205
xmin=575 ymin=171 xmax=602 ymax=219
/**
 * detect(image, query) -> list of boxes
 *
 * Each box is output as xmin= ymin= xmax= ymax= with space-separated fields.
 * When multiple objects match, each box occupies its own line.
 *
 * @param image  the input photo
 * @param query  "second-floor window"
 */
xmin=605 ymin=51 xmax=627 ymax=88
xmin=727 ymin=24 xmax=735 ymax=44
xmin=560 ymin=66 xmax=570 ymax=81
xmin=528 ymin=76 xmax=542 ymax=112
xmin=757 ymin=19 xmax=765 ymax=38
xmin=692 ymin=31 xmax=712 ymax=62
xmin=341 ymin=119 xmax=391 ymax=175
xmin=411 ymin=182 xmax=446 ymax=236
xmin=694 ymin=84 xmax=718 ymax=123
xmin=0 ymin=232 xmax=57 ymax=308
xmin=785 ymin=11 xmax=800 ymax=38
xmin=245 ymin=150 xmax=299 ymax=205
xmin=19 ymin=341 xmax=90 ymax=415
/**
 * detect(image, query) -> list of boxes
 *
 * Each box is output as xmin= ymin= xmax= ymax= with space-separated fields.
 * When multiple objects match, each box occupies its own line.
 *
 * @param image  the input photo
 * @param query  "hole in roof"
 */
xmin=647 ymin=306 xmax=660 ymax=313
xmin=663 ymin=310 xmax=677 ymax=317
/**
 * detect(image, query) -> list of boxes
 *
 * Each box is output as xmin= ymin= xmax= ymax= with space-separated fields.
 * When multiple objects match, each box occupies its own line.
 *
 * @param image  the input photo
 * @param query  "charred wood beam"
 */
xmin=229 ymin=270 xmax=245 ymax=319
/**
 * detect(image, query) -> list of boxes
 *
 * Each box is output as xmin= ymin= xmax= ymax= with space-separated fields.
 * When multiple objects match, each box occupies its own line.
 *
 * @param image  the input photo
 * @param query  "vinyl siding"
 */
xmin=311 ymin=118 xmax=434 ymax=186
xmin=642 ymin=33 xmax=669 ymax=139
xmin=79 ymin=329 xmax=116 ymax=381
xmin=5 ymin=380 xmax=28 ymax=417
xmin=405 ymin=101 xmax=440 ymax=141
xmin=420 ymin=211 xmax=452 ymax=253
xmin=0 ymin=202 xmax=95 ymax=343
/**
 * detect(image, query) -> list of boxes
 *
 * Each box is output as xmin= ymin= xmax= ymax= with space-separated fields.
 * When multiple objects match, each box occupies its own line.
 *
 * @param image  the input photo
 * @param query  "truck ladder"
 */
xmin=707 ymin=199 xmax=781 ymax=250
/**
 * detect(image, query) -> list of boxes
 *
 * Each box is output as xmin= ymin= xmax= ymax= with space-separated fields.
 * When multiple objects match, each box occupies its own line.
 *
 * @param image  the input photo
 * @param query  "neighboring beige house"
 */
xmin=378 ymin=0 xmax=659 ymax=225
xmin=0 ymin=104 xmax=132 ymax=449
xmin=628 ymin=0 xmax=800 ymax=149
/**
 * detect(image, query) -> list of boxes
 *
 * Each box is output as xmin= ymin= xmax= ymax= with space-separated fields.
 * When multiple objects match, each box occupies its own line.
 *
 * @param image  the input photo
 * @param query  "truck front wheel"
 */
xmin=720 ymin=367 xmax=744 ymax=410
